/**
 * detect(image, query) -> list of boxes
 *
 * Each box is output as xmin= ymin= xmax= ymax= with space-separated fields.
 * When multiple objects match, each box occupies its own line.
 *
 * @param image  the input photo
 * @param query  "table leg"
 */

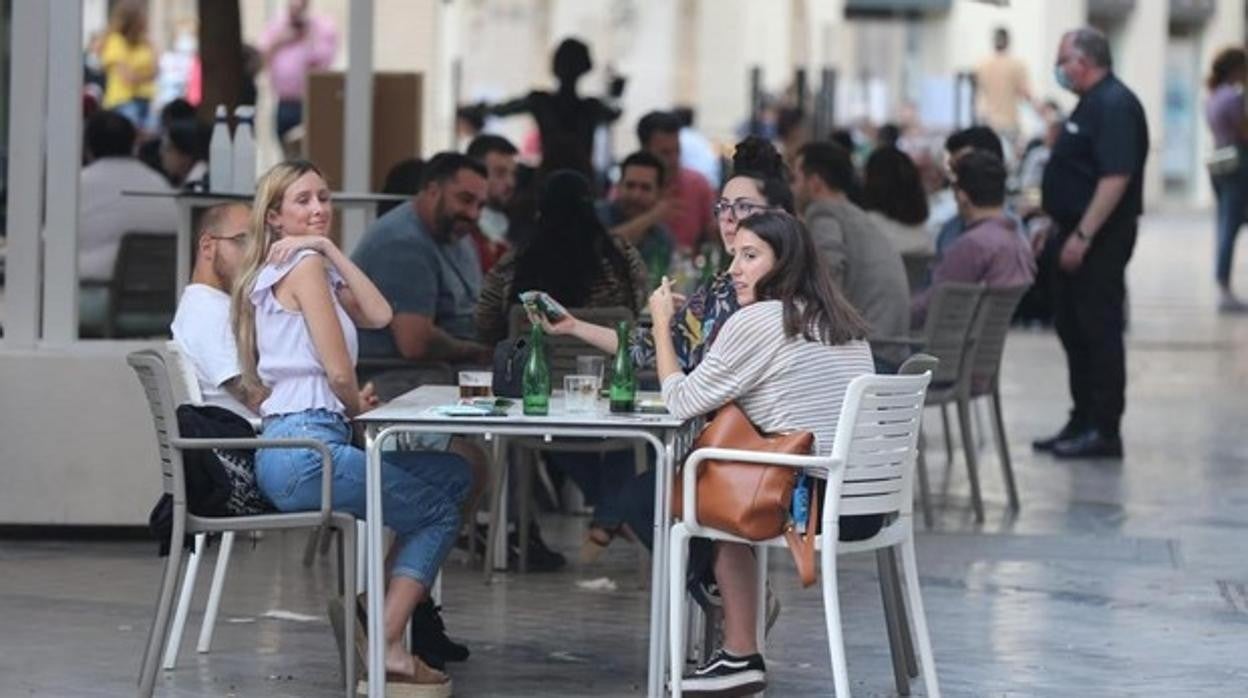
xmin=484 ymin=438 xmax=509 ymax=580
xmin=365 ymin=428 xmax=387 ymax=698
xmin=646 ymin=433 xmax=677 ymax=697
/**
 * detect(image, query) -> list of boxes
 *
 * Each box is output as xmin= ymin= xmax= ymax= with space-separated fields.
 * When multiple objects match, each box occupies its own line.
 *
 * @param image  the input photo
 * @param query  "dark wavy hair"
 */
xmin=727 ymin=136 xmax=795 ymax=213
xmin=512 ymin=169 xmax=636 ymax=311
xmin=862 ymin=145 xmax=929 ymax=226
xmin=1208 ymin=46 xmax=1248 ymax=90
xmin=739 ymin=210 xmax=869 ymax=344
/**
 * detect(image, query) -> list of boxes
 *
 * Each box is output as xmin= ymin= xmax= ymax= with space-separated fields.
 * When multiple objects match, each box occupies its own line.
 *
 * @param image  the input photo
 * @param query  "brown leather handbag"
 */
xmin=672 ymin=403 xmax=822 ymax=587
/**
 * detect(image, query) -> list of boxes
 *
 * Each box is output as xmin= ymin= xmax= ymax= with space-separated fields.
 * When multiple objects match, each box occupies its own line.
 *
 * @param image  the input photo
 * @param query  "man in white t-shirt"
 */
xmin=170 ymin=203 xmax=263 ymax=419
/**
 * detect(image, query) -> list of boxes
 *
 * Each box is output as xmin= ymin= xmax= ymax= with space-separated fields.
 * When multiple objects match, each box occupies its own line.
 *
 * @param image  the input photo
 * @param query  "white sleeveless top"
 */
xmin=251 ymin=249 xmax=358 ymax=417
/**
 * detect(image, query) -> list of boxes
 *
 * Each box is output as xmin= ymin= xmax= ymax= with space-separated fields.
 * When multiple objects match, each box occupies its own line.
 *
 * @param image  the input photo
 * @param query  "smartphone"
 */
xmin=519 ymin=291 xmax=567 ymax=323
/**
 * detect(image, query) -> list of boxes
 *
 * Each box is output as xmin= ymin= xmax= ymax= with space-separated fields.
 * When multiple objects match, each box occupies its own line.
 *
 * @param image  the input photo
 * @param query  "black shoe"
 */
xmin=410 ymin=599 xmax=469 ymax=671
xmin=681 ymin=649 xmax=767 ymax=697
xmin=1032 ymin=420 xmax=1083 ymax=452
xmin=1051 ymin=429 xmax=1123 ymax=459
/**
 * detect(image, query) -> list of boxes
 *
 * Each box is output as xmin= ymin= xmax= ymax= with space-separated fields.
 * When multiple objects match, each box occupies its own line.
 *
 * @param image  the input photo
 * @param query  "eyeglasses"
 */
xmin=713 ymin=200 xmax=771 ymax=220
xmin=210 ymin=232 xmax=249 ymax=245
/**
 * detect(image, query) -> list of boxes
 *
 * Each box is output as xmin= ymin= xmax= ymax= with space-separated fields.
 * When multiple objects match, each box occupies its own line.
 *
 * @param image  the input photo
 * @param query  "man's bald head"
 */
xmin=193 ymin=203 xmax=251 ymax=290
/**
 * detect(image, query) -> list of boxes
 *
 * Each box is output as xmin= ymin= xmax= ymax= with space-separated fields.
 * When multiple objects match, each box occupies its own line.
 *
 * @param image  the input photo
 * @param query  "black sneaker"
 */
xmin=409 ymin=599 xmax=469 ymax=671
xmin=681 ymin=649 xmax=766 ymax=697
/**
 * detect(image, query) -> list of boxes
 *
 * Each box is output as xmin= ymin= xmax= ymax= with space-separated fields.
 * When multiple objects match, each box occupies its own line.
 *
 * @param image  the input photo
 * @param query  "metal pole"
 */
xmin=42 ymin=0 xmax=83 ymax=343
xmin=4 ymin=0 xmax=49 ymax=346
xmin=341 ymin=0 xmax=374 ymax=255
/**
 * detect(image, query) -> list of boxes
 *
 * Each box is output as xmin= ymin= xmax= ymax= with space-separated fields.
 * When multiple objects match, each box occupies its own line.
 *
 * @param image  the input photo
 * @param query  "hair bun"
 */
xmin=732 ymin=136 xmax=785 ymax=178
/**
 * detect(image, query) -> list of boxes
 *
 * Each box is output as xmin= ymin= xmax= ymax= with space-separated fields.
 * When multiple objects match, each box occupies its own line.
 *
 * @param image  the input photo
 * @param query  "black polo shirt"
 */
xmin=1042 ymin=74 xmax=1149 ymax=232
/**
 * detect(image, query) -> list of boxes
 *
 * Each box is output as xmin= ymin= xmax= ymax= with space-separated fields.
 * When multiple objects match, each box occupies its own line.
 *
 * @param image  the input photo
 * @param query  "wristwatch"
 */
xmin=1073 ymin=228 xmax=1092 ymax=242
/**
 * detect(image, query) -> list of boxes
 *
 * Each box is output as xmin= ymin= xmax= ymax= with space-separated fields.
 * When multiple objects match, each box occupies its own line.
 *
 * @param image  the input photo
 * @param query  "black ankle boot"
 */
xmin=409 ymin=599 xmax=469 ymax=671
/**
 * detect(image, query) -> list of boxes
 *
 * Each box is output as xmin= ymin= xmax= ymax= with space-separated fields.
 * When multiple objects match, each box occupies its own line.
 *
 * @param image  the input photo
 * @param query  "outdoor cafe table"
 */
xmin=354 ymin=385 xmax=701 ymax=697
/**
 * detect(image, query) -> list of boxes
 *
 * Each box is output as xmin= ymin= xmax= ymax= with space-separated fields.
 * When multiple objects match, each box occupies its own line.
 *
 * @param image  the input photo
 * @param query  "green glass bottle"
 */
xmin=522 ymin=324 xmax=550 ymax=416
xmin=609 ymin=321 xmax=636 ymax=413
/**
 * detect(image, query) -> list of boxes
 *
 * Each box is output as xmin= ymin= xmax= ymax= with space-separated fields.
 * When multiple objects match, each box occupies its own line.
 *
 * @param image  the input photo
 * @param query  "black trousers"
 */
xmin=1052 ymin=220 xmax=1138 ymax=437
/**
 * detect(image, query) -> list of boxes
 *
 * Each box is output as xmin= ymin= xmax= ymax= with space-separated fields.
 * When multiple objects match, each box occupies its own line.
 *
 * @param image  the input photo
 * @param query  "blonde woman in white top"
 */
xmin=231 ymin=160 xmax=468 ymax=695
xmin=651 ymin=210 xmax=875 ymax=695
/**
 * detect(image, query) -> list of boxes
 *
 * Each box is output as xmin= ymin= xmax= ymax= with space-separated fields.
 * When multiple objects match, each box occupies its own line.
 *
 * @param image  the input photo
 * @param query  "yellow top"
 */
xmin=100 ymin=32 xmax=156 ymax=107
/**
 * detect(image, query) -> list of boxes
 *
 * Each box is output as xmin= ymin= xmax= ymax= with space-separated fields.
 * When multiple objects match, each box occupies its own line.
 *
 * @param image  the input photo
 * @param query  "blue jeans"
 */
xmin=255 ymin=409 xmax=470 ymax=587
xmin=1212 ymin=151 xmax=1248 ymax=287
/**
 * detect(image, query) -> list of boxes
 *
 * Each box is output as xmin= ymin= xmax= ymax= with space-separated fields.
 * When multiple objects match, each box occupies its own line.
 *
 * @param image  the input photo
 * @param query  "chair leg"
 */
xmin=517 ymin=450 xmax=535 ymax=574
xmin=916 ymin=428 xmax=934 ymax=529
xmin=356 ymin=521 xmax=367 ymax=594
xmin=899 ymin=537 xmax=941 ymax=698
xmin=162 ymin=532 xmax=204 ymax=670
xmin=319 ymin=521 xmax=335 ymax=556
xmin=990 ymin=390 xmax=1020 ymax=511
xmin=956 ymin=398 xmax=985 ymax=522
xmin=876 ymin=549 xmax=912 ymax=696
xmin=196 ymin=530 xmax=235 ymax=654
xmin=972 ymin=397 xmax=987 ymax=450
xmin=139 ymin=525 xmax=187 ymax=698
xmin=302 ymin=526 xmax=320 ymax=567
xmin=634 ymin=442 xmax=650 ymax=590
xmin=891 ymin=552 xmax=919 ymax=680
xmin=819 ymin=526 xmax=850 ymax=698
xmin=341 ymin=522 xmax=358 ymax=698
xmin=668 ymin=525 xmax=691 ymax=698
xmin=939 ymin=403 xmax=954 ymax=464
xmin=754 ymin=545 xmax=769 ymax=657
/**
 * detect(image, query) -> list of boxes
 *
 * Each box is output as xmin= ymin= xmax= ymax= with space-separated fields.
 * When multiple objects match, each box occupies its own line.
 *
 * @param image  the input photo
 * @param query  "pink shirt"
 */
xmin=911 ymin=214 xmax=1035 ymax=328
xmin=258 ymin=13 xmax=338 ymax=100
xmin=665 ymin=168 xmax=716 ymax=251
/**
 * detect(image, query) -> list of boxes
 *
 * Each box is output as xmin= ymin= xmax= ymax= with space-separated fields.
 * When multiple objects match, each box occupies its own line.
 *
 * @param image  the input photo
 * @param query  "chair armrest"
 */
xmin=679 ymin=447 xmax=842 ymax=531
xmin=171 ymin=437 xmax=336 ymax=524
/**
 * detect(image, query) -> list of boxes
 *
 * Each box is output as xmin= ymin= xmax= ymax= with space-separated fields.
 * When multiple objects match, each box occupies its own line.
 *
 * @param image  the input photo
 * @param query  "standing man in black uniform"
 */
xmin=1034 ymin=27 xmax=1148 ymax=459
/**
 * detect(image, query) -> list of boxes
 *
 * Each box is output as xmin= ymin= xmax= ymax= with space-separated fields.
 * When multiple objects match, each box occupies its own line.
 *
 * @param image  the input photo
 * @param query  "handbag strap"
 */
xmin=782 ymin=482 xmax=820 ymax=588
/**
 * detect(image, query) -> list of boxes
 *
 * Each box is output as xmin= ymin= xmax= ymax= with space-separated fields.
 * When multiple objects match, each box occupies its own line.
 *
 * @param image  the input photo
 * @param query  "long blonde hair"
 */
xmin=231 ymin=160 xmax=326 ymax=394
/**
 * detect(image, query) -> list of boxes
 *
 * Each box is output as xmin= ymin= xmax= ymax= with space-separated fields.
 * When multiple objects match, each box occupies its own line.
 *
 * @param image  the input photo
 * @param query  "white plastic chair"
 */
xmin=129 ymin=349 xmax=358 ymax=698
xmin=161 ymin=341 xmax=240 ymax=670
xmin=161 ymin=343 xmax=328 ymax=669
xmin=667 ymin=371 xmax=939 ymax=698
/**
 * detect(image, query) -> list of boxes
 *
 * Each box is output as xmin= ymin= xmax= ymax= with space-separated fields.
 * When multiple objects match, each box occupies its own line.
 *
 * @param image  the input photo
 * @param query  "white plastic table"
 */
xmin=355 ymin=385 xmax=699 ymax=697
xmin=121 ymin=190 xmax=406 ymax=298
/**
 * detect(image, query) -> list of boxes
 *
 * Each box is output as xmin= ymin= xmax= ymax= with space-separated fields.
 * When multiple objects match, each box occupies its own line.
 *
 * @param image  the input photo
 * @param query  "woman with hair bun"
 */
xmin=534 ymin=136 xmax=797 ymax=587
xmin=542 ymin=136 xmax=794 ymax=374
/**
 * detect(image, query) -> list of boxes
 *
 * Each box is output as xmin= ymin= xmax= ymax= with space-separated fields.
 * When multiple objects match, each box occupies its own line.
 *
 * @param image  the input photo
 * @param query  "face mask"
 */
xmin=1054 ymin=65 xmax=1075 ymax=92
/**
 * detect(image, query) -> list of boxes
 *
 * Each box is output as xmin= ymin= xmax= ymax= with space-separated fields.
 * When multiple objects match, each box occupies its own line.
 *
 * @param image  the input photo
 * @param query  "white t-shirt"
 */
xmin=79 ymin=157 xmax=179 ymax=281
xmin=170 ymin=283 xmax=256 ymax=420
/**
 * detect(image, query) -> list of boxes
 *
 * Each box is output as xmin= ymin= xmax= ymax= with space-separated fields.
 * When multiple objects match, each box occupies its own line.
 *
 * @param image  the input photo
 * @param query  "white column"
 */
xmin=3 ymin=1 xmax=49 ymax=347
xmin=1193 ymin=0 xmax=1247 ymax=207
xmin=42 ymin=0 xmax=84 ymax=344
xmin=341 ymin=0 xmax=374 ymax=253
xmin=1114 ymin=0 xmax=1167 ymax=209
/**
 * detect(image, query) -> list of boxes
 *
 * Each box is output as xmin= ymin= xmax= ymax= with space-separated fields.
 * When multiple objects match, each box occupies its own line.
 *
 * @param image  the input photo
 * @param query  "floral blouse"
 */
xmin=631 ymin=271 xmax=740 ymax=372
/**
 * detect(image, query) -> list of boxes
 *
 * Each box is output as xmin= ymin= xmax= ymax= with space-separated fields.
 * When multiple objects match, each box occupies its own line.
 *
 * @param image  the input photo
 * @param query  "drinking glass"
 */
xmin=458 ymin=371 xmax=493 ymax=399
xmin=576 ymin=355 xmax=606 ymax=391
xmin=563 ymin=375 xmax=599 ymax=414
